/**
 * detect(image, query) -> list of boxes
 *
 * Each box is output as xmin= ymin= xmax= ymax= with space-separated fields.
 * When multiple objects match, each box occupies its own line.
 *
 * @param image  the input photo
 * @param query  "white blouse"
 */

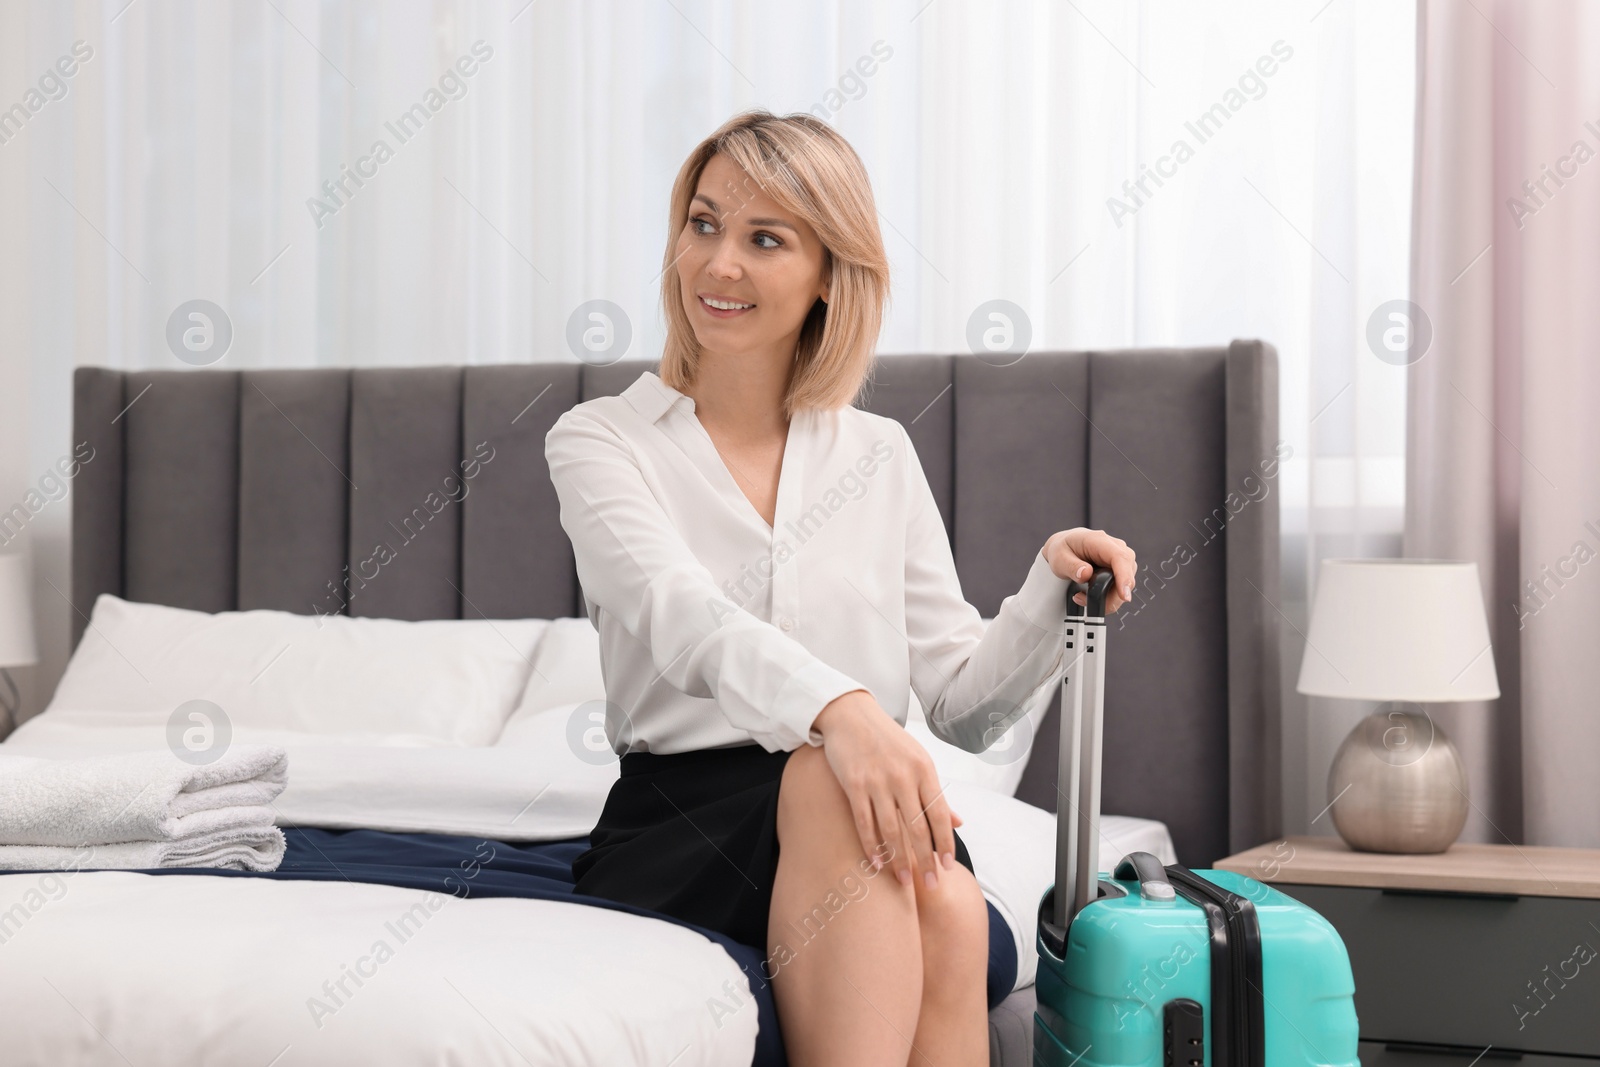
xmin=543 ymin=369 xmax=1075 ymax=756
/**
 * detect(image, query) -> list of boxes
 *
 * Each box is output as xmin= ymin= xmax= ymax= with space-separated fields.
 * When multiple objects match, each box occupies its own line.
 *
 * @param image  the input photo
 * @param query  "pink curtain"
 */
xmin=1408 ymin=0 xmax=1600 ymax=847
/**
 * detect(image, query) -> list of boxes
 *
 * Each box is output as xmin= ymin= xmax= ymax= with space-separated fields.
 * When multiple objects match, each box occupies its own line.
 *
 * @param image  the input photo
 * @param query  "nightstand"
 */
xmin=1216 ymin=836 xmax=1600 ymax=1064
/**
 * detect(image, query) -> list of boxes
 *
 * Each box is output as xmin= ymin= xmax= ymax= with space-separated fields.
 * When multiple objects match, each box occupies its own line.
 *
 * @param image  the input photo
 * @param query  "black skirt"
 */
xmin=571 ymin=742 xmax=975 ymax=952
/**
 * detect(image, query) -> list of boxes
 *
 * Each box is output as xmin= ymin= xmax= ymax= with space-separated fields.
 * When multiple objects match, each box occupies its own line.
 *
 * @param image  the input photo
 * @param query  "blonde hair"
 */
xmin=658 ymin=109 xmax=891 ymax=416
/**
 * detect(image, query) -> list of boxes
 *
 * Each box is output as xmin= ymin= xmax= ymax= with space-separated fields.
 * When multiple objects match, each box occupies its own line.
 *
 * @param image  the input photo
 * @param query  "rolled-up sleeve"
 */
xmin=545 ymin=409 xmax=870 ymax=752
xmin=898 ymin=422 xmax=1073 ymax=753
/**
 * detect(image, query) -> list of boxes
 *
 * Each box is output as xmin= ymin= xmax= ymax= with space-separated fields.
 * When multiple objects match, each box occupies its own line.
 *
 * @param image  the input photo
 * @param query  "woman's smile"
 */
xmin=697 ymin=292 xmax=757 ymax=319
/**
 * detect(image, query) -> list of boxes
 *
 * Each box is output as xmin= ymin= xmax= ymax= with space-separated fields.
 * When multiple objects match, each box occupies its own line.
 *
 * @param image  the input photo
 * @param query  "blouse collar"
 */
xmin=622 ymin=370 xmax=694 ymax=424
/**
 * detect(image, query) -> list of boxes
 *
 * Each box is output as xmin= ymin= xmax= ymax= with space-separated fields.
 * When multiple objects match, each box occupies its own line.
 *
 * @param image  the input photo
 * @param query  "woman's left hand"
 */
xmin=1044 ymin=528 xmax=1138 ymax=613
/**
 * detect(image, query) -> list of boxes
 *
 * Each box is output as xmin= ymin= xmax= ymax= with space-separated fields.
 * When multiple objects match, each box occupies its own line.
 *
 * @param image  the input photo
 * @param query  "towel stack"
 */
xmin=0 ymin=745 xmax=288 ymax=871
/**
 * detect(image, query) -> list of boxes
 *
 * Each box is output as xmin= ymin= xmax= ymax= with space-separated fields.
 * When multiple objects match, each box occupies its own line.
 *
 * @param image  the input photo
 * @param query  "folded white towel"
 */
xmin=0 ymin=745 xmax=288 ymax=847
xmin=0 ymin=822 xmax=287 ymax=871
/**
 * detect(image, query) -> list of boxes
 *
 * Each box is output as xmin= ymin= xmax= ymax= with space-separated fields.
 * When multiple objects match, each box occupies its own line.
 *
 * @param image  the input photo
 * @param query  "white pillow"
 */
xmin=903 ymin=624 xmax=1055 ymax=796
xmin=497 ymin=616 xmax=1051 ymax=795
xmin=495 ymin=696 xmax=625 ymax=779
xmin=493 ymin=617 xmax=613 ymax=758
xmin=50 ymin=595 xmax=548 ymax=747
xmin=905 ymin=692 xmax=1046 ymax=795
xmin=501 ymin=617 xmax=608 ymax=726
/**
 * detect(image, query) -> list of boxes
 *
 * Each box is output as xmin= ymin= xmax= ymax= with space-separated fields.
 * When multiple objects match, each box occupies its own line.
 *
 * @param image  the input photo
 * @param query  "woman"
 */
xmin=546 ymin=109 xmax=1136 ymax=1067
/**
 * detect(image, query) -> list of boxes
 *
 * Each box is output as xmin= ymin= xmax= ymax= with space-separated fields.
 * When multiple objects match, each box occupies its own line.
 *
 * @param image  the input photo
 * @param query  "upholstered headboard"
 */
xmin=70 ymin=344 xmax=1281 ymax=864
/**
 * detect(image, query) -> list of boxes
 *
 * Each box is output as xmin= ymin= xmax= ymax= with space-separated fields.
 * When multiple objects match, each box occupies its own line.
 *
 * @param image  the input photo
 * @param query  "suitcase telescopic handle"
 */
xmin=1054 ymin=566 xmax=1117 ymax=927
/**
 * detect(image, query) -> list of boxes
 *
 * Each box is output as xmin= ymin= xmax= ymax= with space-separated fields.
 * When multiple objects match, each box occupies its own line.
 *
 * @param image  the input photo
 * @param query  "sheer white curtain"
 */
xmin=2 ymin=0 xmax=1414 ymax=835
xmin=1408 ymin=0 xmax=1600 ymax=848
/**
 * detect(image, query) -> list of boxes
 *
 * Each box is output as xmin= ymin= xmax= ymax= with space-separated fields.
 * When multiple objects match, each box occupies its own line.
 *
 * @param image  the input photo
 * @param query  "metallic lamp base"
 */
xmin=1327 ymin=709 xmax=1469 ymax=854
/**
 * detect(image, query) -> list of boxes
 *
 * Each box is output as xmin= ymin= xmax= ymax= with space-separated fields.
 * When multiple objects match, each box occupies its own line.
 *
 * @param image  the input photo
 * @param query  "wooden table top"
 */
xmin=1215 ymin=835 xmax=1600 ymax=899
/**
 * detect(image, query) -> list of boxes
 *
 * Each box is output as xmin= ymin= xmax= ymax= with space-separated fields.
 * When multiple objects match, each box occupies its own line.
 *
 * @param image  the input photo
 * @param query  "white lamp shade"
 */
xmin=1296 ymin=559 xmax=1500 ymax=702
xmin=0 ymin=554 xmax=37 ymax=667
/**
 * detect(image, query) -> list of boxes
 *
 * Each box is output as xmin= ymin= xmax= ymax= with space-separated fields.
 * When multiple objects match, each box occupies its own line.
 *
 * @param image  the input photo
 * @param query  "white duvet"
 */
xmin=0 ymin=715 xmax=1174 ymax=1067
xmin=0 ymin=871 xmax=756 ymax=1067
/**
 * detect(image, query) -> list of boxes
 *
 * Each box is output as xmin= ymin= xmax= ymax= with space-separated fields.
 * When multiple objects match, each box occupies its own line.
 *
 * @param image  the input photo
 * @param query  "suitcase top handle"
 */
xmin=1113 ymin=851 xmax=1177 ymax=902
xmin=1066 ymin=567 xmax=1117 ymax=620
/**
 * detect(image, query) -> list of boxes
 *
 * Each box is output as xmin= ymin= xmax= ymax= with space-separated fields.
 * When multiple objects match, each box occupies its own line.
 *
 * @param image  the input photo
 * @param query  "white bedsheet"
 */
xmin=3 ymin=715 xmax=614 ymax=841
xmin=0 ymin=870 xmax=757 ymax=1067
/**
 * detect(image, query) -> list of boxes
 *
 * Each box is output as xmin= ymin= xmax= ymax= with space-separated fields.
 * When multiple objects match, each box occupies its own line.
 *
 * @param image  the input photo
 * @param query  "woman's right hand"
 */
xmin=811 ymin=690 xmax=962 ymax=891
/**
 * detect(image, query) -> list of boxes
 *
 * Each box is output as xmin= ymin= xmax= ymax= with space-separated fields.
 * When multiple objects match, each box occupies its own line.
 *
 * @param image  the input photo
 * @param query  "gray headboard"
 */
xmin=70 ymin=344 xmax=1281 ymax=865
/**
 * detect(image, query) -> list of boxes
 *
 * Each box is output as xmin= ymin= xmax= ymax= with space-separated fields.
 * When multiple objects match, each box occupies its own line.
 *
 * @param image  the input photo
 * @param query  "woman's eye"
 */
xmin=754 ymin=232 xmax=781 ymax=250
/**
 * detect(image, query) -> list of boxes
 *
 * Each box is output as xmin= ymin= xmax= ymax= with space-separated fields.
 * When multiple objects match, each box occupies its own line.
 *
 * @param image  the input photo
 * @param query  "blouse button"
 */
xmin=778 ymin=617 xmax=795 ymax=632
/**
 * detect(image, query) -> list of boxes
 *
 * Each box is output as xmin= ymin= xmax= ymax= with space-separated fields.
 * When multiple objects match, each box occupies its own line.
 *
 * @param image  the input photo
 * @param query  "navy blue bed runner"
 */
xmin=108 ymin=828 xmax=1020 ymax=1065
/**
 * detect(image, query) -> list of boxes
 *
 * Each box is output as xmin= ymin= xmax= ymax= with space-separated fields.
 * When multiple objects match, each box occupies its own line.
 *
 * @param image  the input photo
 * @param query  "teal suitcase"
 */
xmin=1034 ymin=569 xmax=1360 ymax=1067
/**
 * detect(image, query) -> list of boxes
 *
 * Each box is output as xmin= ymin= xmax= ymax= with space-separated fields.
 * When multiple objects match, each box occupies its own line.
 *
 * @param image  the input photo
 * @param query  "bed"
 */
xmin=2 ymin=343 xmax=1281 ymax=1066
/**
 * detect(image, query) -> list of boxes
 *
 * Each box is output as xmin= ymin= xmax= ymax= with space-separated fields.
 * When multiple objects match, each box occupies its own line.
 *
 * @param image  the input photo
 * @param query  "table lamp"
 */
xmin=0 ymin=553 xmax=38 ymax=734
xmin=1296 ymin=558 xmax=1500 ymax=853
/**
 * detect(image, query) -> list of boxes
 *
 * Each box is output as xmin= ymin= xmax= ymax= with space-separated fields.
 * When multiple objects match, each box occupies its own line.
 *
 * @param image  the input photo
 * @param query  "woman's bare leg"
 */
xmin=769 ymin=743 xmax=923 ymax=1066
xmin=769 ymin=744 xmax=990 ymax=1066
xmin=907 ymin=859 xmax=991 ymax=1066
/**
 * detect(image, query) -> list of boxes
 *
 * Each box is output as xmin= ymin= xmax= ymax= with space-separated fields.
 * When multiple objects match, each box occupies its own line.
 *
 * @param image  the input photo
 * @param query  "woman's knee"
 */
xmin=914 ymin=863 xmax=989 ymax=964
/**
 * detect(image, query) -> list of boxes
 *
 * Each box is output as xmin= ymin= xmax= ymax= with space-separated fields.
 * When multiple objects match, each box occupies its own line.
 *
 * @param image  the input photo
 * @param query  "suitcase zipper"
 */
xmin=1164 ymin=866 xmax=1265 ymax=1067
